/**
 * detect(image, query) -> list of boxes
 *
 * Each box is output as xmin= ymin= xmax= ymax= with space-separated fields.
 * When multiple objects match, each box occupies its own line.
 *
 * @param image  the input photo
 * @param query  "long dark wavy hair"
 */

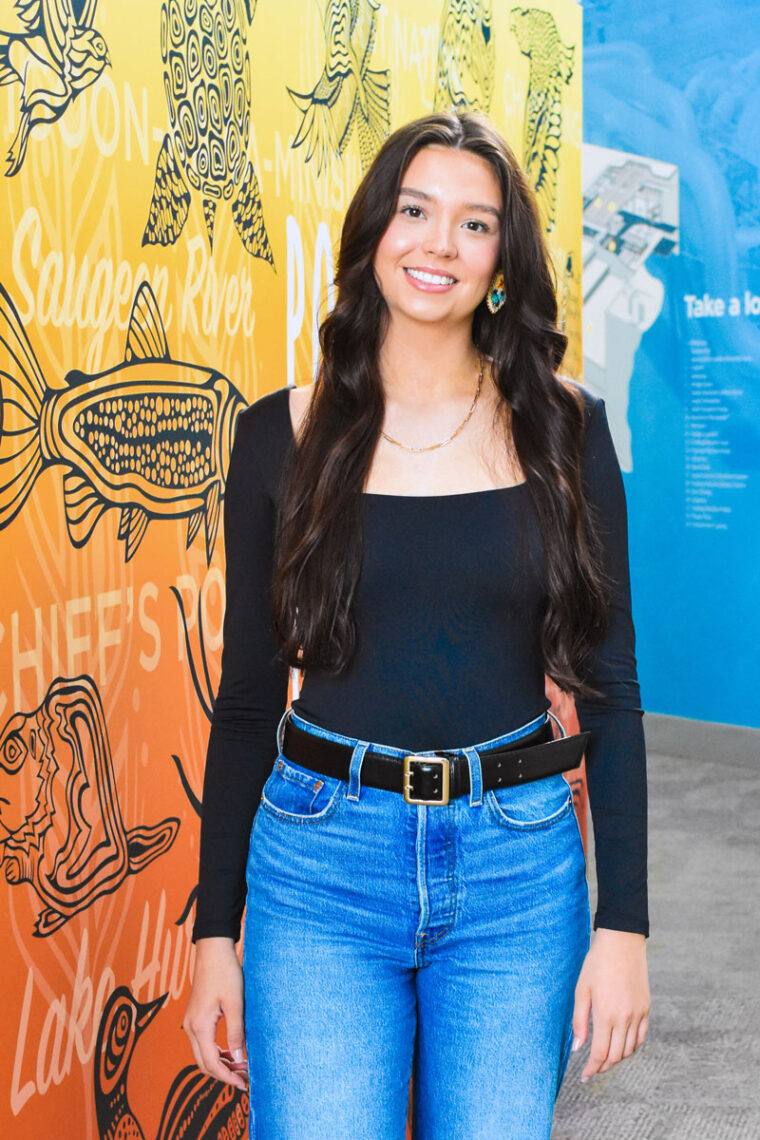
xmin=272 ymin=110 xmax=610 ymax=698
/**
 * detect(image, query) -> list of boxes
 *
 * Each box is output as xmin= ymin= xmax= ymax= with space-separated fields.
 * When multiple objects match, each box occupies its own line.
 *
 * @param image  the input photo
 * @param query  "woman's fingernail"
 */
xmin=580 ymin=1075 xmax=589 ymax=1083
xmin=572 ymin=1037 xmax=581 ymax=1052
xmin=232 ymin=1048 xmax=244 ymax=1062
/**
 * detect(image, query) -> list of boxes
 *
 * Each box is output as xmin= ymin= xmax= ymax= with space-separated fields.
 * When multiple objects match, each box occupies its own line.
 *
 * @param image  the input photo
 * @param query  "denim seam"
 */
xmin=564 ymin=779 xmax=593 ymax=940
xmin=414 ymin=808 xmax=429 ymax=966
xmin=486 ymin=788 xmax=574 ymax=831
xmin=276 ymin=756 xmax=330 ymax=792
xmin=556 ymin=1017 xmax=576 ymax=1100
xmin=564 ymin=778 xmax=588 ymax=870
xmin=259 ymin=784 xmax=343 ymax=824
xmin=419 ymin=816 xmax=458 ymax=948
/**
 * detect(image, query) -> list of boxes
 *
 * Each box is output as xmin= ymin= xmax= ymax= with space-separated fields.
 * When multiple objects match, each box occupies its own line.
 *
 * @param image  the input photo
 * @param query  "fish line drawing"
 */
xmin=0 ymin=279 xmax=248 ymax=563
xmin=287 ymin=0 xmax=391 ymax=176
xmin=0 ymin=675 xmax=179 ymax=937
xmin=510 ymin=7 xmax=575 ymax=233
xmin=143 ymin=0 xmax=273 ymax=263
xmin=95 ymin=986 xmax=248 ymax=1140
xmin=433 ymin=0 xmax=495 ymax=113
xmin=0 ymin=0 xmax=110 ymax=176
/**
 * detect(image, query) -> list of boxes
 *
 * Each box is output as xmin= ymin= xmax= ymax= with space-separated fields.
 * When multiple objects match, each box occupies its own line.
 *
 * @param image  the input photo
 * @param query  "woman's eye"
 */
xmin=399 ymin=206 xmax=490 ymax=233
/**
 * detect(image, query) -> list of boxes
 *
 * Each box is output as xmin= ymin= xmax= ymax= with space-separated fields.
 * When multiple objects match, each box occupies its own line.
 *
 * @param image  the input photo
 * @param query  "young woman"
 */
xmin=183 ymin=110 xmax=650 ymax=1139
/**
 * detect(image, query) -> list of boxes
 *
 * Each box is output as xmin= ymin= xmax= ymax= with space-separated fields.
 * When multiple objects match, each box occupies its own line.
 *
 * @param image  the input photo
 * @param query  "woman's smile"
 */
xmin=403 ymin=266 xmax=458 ymax=291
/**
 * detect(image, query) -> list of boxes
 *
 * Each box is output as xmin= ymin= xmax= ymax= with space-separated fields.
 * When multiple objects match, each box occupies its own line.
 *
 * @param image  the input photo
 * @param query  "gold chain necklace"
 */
xmin=380 ymin=354 xmax=485 ymax=454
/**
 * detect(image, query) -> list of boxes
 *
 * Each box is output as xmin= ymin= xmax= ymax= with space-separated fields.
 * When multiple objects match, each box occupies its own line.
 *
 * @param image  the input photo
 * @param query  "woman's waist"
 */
xmin=290 ymin=685 xmax=552 ymax=756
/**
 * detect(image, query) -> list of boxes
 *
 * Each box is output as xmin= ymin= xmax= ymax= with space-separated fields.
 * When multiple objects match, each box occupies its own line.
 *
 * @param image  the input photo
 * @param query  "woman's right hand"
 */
xmin=182 ymin=936 xmax=248 ymax=1089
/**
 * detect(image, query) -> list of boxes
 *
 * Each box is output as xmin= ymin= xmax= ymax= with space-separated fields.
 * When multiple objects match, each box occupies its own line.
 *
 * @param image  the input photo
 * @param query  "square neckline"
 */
xmin=283 ymin=386 xmax=529 ymax=500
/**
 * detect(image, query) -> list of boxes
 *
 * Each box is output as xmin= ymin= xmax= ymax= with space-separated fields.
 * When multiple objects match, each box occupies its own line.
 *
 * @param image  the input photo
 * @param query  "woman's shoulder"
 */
xmin=231 ymin=383 xmax=317 ymax=497
xmin=231 ymin=386 xmax=298 ymax=498
xmin=288 ymin=382 xmax=316 ymax=441
xmin=556 ymin=375 xmax=604 ymax=425
xmin=236 ymin=385 xmax=292 ymax=440
xmin=236 ymin=383 xmax=316 ymax=445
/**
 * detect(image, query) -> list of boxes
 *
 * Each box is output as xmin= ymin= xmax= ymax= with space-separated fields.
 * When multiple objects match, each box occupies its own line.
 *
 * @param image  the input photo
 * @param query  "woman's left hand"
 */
xmin=572 ymin=927 xmax=650 ymax=1082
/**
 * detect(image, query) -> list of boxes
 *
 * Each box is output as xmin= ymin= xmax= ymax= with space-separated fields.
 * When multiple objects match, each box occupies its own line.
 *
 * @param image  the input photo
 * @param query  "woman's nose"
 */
xmin=422 ymin=221 xmax=456 ymax=257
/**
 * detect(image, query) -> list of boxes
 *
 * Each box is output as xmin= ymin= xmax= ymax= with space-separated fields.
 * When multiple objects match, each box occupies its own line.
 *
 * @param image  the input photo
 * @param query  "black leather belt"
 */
xmin=282 ymin=717 xmax=590 ymax=805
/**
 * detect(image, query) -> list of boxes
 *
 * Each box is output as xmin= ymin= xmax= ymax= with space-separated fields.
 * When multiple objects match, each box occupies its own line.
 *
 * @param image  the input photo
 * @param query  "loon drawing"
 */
xmin=95 ymin=986 xmax=249 ymax=1140
xmin=143 ymin=0 xmax=273 ymax=262
xmin=0 ymin=280 xmax=247 ymax=563
xmin=433 ymin=0 xmax=495 ymax=113
xmin=94 ymin=989 xmax=169 ymax=1140
xmin=287 ymin=0 xmax=390 ymax=175
xmin=0 ymin=0 xmax=110 ymax=176
xmin=510 ymin=6 xmax=574 ymax=233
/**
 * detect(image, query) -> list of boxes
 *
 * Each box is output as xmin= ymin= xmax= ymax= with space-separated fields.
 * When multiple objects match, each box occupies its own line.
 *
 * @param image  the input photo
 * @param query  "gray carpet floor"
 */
xmin=552 ymin=713 xmax=760 ymax=1139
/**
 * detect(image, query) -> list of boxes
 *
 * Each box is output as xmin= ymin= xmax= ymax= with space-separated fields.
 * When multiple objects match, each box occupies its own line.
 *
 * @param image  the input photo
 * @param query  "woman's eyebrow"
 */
xmin=398 ymin=186 xmax=501 ymax=220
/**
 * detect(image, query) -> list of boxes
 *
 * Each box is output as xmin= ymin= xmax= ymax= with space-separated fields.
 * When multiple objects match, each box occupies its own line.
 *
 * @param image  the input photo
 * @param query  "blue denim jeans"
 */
xmin=242 ymin=708 xmax=592 ymax=1140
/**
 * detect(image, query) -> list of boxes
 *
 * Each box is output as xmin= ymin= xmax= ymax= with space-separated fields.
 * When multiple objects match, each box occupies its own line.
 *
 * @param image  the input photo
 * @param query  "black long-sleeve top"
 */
xmin=193 ymin=382 xmax=648 ymax=943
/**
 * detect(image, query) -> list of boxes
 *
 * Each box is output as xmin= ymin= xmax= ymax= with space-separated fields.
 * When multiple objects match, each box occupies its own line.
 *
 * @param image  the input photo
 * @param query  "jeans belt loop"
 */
xmin=347 ymin=740 xmax=371 ymax=802
xmin=463 ymin=747 xmax=484 ymax=808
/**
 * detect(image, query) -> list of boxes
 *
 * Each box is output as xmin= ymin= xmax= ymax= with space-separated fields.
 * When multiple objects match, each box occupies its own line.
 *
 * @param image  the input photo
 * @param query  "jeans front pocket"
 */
xmin=259 ymin=754 xmax=344 ymax=823
xmin=485 ymin=772 xmax=574 ymax=830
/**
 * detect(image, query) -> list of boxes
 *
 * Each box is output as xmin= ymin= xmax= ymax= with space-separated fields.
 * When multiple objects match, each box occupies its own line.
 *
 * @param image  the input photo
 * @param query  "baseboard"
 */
xmin=643 ymin=712 xmax=760 ymax=768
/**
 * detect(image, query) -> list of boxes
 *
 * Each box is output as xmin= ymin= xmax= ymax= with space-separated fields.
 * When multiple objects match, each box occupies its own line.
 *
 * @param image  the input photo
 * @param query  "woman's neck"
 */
xmin=378 ymin=324 xmax=484 ymax=404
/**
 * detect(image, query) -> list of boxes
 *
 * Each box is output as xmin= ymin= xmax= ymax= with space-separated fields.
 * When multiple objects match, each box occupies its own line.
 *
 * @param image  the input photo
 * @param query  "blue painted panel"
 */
xmin=582 ymin=0 xmax=760 ymax=727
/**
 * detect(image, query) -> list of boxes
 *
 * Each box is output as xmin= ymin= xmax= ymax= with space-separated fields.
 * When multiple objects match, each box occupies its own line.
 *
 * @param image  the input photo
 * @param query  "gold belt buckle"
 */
xmin=403 ymin=755 xmax=450 ymax=805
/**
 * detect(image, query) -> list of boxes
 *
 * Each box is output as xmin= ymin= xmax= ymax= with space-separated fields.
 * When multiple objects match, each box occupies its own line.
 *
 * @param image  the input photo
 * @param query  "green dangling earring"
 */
xmin=486 ymin=269 xmax=506 ymax=314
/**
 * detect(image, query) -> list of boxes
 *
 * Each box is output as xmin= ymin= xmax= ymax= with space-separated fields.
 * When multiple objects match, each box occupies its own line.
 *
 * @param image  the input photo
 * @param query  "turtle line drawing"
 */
xmin=143 ymin=0 xmax=274 ymax=263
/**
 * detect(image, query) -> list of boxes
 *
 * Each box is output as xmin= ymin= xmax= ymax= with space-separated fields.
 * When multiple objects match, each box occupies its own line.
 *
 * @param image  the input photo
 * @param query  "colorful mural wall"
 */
xmin=0 ymin=1 xmax=583 ymax=1136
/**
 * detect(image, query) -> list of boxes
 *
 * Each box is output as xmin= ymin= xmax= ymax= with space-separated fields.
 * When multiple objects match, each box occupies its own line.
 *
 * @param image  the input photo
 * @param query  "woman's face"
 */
xmin=372 ymin=144 xmax=503 ymax=327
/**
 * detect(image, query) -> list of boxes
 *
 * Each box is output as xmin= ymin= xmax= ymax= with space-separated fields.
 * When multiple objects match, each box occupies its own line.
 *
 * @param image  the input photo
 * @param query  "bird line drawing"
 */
xmin=433 ymin=0 xmax=495 ymax=113
xmin=510 ymin=6 xmax=574 ymax=233
xmin=143 ymin=0 xmax=274 ymax=263
xmin=287 ymin=0 xmax=391 ymax=175
xmin=94 ymin=986 xmax=249 ymax=1140
xmin=0 ymin=0 xmax=110 ymax=176
xmin=0 ymin=279 xmax=248 ymax=563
